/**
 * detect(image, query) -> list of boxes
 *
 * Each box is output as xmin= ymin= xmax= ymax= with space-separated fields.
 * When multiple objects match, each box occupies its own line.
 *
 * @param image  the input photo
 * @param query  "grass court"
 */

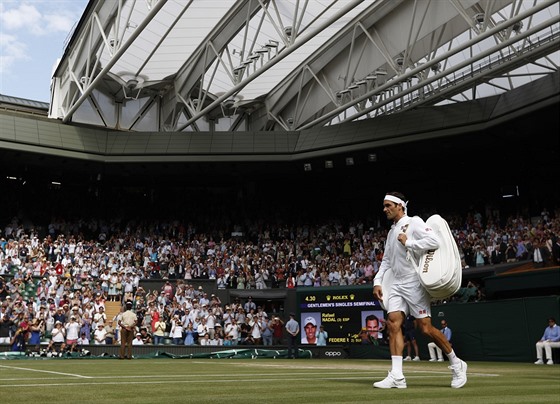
xmin=1 ymin=357 xmax=559 ymax=403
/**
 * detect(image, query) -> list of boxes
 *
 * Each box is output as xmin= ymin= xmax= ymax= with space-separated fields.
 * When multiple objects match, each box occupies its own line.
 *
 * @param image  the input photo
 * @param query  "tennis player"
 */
xmin=372 ymin=191 xmax=467 ymax=389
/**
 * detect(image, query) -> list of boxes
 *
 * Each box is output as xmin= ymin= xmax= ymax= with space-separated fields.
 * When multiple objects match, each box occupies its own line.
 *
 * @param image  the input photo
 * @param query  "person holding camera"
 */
xmin=170 ymin=315 xmax=184 ymax=345
xmin=271 ymin=316 xmax=284 ymax=345
xmin=10 ymin=321 xmax=29 ymax=352
xmin=261 ymin=315 xmax=273 ymax=346
xmin=65 ymin=315 xmax=82 ymax=351
xmin=225 ymin=318 xmax=240 ymax=345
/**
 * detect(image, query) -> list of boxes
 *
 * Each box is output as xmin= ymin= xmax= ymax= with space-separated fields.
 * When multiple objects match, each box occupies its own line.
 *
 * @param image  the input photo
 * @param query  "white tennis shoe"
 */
xmin=449 ymin=359 xmax=468 ymax=388
xmin=373 ymin=371 xmax=407 ymax=389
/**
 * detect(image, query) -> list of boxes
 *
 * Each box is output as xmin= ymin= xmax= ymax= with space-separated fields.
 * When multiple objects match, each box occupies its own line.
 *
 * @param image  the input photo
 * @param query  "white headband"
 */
xmin=384 ymin=194 xmax=408 ymax=212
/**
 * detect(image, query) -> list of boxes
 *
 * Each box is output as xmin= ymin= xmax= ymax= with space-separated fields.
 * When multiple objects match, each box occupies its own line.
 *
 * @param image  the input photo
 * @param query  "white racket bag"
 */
xmin=379 ymin=214 xmax=462 ymax=309
xmin=417 ymin=214 xmax=462 ymax=299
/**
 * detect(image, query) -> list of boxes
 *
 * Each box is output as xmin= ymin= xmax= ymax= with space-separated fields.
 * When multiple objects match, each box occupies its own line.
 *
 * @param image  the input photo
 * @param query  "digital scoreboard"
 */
xmin=296 ymin=285 xmax=385 ymax=345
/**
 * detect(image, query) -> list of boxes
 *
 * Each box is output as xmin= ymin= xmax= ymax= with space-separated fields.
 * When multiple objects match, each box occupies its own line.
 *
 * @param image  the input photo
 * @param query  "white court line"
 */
xmin=0 ymin=371 xmax=378 ymax=381
xmin=214 ymin=361 xmax=500 ymax=377
xmin=0 ymin=369 xmax=499 ymax=388
xmin=0 ymin=364 xmax=92 ymax=379
xmin=0 ymin=368 xmax=497 ymax=380
xmin=0 ymin=374 xmax=459 ymax=388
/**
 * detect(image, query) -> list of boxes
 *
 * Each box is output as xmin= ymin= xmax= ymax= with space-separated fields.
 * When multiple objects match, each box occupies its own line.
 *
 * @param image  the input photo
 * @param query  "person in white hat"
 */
xmin=46 ymin=320 xmax=66 ymax=352
xmin=65 ymin=315 xmax=82 ymax=352
xmin=93 ymin=322 xmax=107 ymax=345
xmin=132 ymin=332 xmax=144 ymax=345
xmin=301 ymin=316 xmax=318 ymax=344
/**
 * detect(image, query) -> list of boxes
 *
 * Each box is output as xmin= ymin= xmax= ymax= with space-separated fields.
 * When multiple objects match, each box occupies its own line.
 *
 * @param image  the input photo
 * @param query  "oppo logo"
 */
xmin=324 ymin=351 xmax=342 ymax=356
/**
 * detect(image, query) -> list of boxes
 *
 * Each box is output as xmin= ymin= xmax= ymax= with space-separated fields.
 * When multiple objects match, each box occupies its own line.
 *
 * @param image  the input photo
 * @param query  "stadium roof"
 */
xmin=49 ymin=0 xmax=559 ymax=134
xmin=2 ymin=0 xmax=558 ymax=198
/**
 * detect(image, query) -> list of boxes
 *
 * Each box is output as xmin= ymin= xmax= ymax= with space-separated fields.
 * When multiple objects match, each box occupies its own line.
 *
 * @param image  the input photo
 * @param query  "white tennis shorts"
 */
xmin=385 ymin=280 xmax=432 ymax=319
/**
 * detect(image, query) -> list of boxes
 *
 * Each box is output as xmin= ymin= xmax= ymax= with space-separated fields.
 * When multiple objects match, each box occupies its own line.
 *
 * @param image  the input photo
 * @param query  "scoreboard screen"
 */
xmin=296 ymin=285 xmax=385 ymax=345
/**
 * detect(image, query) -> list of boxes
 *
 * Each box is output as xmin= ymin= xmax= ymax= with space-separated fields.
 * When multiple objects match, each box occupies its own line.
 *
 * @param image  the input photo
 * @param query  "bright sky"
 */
xmin=0 ymin=0 xmax=88 ymax=103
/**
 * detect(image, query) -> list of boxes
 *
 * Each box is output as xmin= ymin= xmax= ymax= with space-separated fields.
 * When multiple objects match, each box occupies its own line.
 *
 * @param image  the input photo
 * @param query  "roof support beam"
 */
xmin=61 ymin=0 xmax=168 ymax=123
xmin=176 ymin=0 xmax=366 ymax=131
xmin=299 ymin=0 xmax=558 ymax=129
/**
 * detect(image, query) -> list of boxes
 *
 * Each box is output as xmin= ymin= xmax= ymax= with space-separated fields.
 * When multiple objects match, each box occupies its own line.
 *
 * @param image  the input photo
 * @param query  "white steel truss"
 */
xmin=49 ymin=0 xmax=560 ymax=132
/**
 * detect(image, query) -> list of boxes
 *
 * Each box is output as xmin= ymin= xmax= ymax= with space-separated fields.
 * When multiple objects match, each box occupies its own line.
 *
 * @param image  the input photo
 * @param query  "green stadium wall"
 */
xmin=414 ymin=295 xmax=560 ymax=362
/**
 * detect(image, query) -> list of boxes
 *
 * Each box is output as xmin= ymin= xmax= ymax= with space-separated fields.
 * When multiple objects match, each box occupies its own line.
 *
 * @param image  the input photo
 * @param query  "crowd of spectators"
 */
xmin=0 ymin=204 xmax=558 ymax=352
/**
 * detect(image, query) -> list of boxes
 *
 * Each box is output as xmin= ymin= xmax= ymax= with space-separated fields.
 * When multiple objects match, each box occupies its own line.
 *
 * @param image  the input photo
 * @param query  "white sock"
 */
xmin=446 ymin=349 xmax=460 ymax=365
xmin=391 ymin=355 xmax=404 ymax=378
